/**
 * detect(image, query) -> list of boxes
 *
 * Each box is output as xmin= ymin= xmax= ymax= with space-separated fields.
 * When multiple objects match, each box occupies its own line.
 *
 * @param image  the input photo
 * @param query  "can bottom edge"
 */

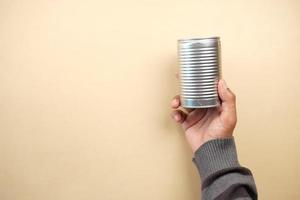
xmin=181 ymin=98 xmax=220 ymax=108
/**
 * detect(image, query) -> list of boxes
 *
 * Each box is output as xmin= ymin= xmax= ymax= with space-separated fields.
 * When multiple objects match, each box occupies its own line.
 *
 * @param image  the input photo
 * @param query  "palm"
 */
xmin=189 ymin=108 xmax=228 ymax=134
xmin=182 ymin=108 xmax=230 ymax=150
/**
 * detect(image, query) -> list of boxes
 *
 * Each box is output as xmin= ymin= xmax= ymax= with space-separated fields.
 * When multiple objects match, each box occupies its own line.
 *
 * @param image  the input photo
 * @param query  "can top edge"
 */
xmin=178 ymin=36 xmax=220 ymax=42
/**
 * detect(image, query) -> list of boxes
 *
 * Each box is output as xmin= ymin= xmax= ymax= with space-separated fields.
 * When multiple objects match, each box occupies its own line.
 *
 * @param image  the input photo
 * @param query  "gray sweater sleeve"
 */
xmin=192 ymin=137 xmax=257 ymax=200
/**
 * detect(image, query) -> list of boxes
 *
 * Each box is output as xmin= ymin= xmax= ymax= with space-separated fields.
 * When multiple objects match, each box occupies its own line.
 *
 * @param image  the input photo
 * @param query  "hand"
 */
xmin=171 ymin=79 xmax=237 ymax=153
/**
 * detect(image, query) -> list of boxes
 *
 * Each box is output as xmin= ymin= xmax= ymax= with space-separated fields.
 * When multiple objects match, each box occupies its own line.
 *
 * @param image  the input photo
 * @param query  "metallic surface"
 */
xmin=178 ymin=37 xmax=221 ymax=108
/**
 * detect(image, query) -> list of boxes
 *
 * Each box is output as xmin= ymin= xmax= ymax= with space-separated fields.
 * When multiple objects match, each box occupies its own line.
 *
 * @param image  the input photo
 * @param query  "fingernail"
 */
xmin=172 ymin=98 xmax=179 ymax=106
xmin=221 ymin=79 xmax=228 ymax=89
xmin=174 ymin=114 xmax=180 ymax=121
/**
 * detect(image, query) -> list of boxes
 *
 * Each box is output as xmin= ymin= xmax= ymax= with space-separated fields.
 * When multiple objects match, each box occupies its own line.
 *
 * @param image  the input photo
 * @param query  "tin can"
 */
xmin=178 ymin=37 xmax=221 ymax=108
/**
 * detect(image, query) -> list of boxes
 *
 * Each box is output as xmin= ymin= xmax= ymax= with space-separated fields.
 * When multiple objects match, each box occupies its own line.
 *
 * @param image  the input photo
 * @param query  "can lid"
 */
xmin=178 ymin=37 xmax=220 ymax=48
xmin=178 ymin=36 xmax=219 ymax=42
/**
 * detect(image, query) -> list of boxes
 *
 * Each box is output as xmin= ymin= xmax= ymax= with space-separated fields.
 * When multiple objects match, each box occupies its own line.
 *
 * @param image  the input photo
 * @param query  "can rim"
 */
xmin=178 ymin=36 xmax=220 ymax=42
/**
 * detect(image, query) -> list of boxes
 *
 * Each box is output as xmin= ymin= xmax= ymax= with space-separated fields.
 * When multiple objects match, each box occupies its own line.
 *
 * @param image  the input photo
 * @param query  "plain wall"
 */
xmin=1 ymin=0 xmax=300 ymax=199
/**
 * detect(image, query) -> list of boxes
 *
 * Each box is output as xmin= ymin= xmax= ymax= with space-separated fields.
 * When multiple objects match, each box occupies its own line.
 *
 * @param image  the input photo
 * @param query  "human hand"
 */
xmin=171 ymin=79 xmax=237 ymax=153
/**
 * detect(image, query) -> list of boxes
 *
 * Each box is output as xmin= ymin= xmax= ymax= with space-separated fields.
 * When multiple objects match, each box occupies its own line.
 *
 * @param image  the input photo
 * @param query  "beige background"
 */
xmin=0 ymin=0 xmax=300 ymax=199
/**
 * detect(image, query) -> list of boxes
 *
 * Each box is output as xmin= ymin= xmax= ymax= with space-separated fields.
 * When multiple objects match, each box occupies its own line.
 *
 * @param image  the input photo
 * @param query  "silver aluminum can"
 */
xmin=178 ymin=37 xmax=221 ymax=108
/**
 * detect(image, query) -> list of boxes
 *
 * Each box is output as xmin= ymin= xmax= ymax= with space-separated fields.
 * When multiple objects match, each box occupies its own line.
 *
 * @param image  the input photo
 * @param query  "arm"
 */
xmin=171 ymin=79 xmax=257 ymax=200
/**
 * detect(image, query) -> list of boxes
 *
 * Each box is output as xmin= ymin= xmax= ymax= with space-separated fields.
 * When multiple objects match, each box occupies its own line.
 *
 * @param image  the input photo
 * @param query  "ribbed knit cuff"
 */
xmin=192 ymin=137 xmax=240 ymax=181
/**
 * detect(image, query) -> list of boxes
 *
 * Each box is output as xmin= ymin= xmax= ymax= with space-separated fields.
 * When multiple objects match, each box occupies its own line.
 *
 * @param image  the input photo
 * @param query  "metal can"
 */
xmin=178 ymin=37 xmax=221 ymax=108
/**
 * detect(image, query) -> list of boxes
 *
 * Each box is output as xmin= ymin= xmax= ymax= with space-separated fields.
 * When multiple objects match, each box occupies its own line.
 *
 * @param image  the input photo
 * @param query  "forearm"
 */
xmin=193 ymin=138 xmax=257 ymax=200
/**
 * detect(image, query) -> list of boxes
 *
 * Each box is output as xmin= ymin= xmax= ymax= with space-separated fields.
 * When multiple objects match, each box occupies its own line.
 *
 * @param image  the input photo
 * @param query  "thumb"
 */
xmin=218 ymin=79 xmax=237 ymax=125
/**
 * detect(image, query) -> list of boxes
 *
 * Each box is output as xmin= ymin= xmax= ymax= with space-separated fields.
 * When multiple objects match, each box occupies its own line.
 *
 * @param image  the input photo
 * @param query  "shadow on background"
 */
xmin=159 ymin=54 xmax=201 ymax=199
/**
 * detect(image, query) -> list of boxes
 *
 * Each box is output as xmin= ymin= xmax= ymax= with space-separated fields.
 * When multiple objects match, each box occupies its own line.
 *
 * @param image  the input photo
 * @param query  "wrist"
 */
xmin=192 ymin=137 xmax=240 ymax=180
xmin=190 ymin=135 xmax=233 ymax=154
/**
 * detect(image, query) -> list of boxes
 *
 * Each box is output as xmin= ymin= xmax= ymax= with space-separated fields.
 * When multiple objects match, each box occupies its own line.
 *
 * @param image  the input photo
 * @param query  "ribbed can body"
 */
xmin=178 ymin=37 xmax=221 ymax=108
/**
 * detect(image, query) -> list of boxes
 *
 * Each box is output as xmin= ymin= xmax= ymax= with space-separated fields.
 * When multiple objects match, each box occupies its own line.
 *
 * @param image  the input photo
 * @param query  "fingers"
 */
xmin=182 ymin=108 xmax=207 ymax=130
xmin=170 ymin=95 xmax=186 ymax=124
xmin=171 ymin=110 xmax=187 ymax=124
xmin=218 ymin=79 xmax=236 ymax=108
xmin=171 ymin=95 xmax=180 ymax=109
xmin=170 ymin=94 xmax=207 ymax=129
xmin=218 ymin=79 xmax=237 ymax=126
xmin=171 ymin=95 xmax=194 ymax=113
